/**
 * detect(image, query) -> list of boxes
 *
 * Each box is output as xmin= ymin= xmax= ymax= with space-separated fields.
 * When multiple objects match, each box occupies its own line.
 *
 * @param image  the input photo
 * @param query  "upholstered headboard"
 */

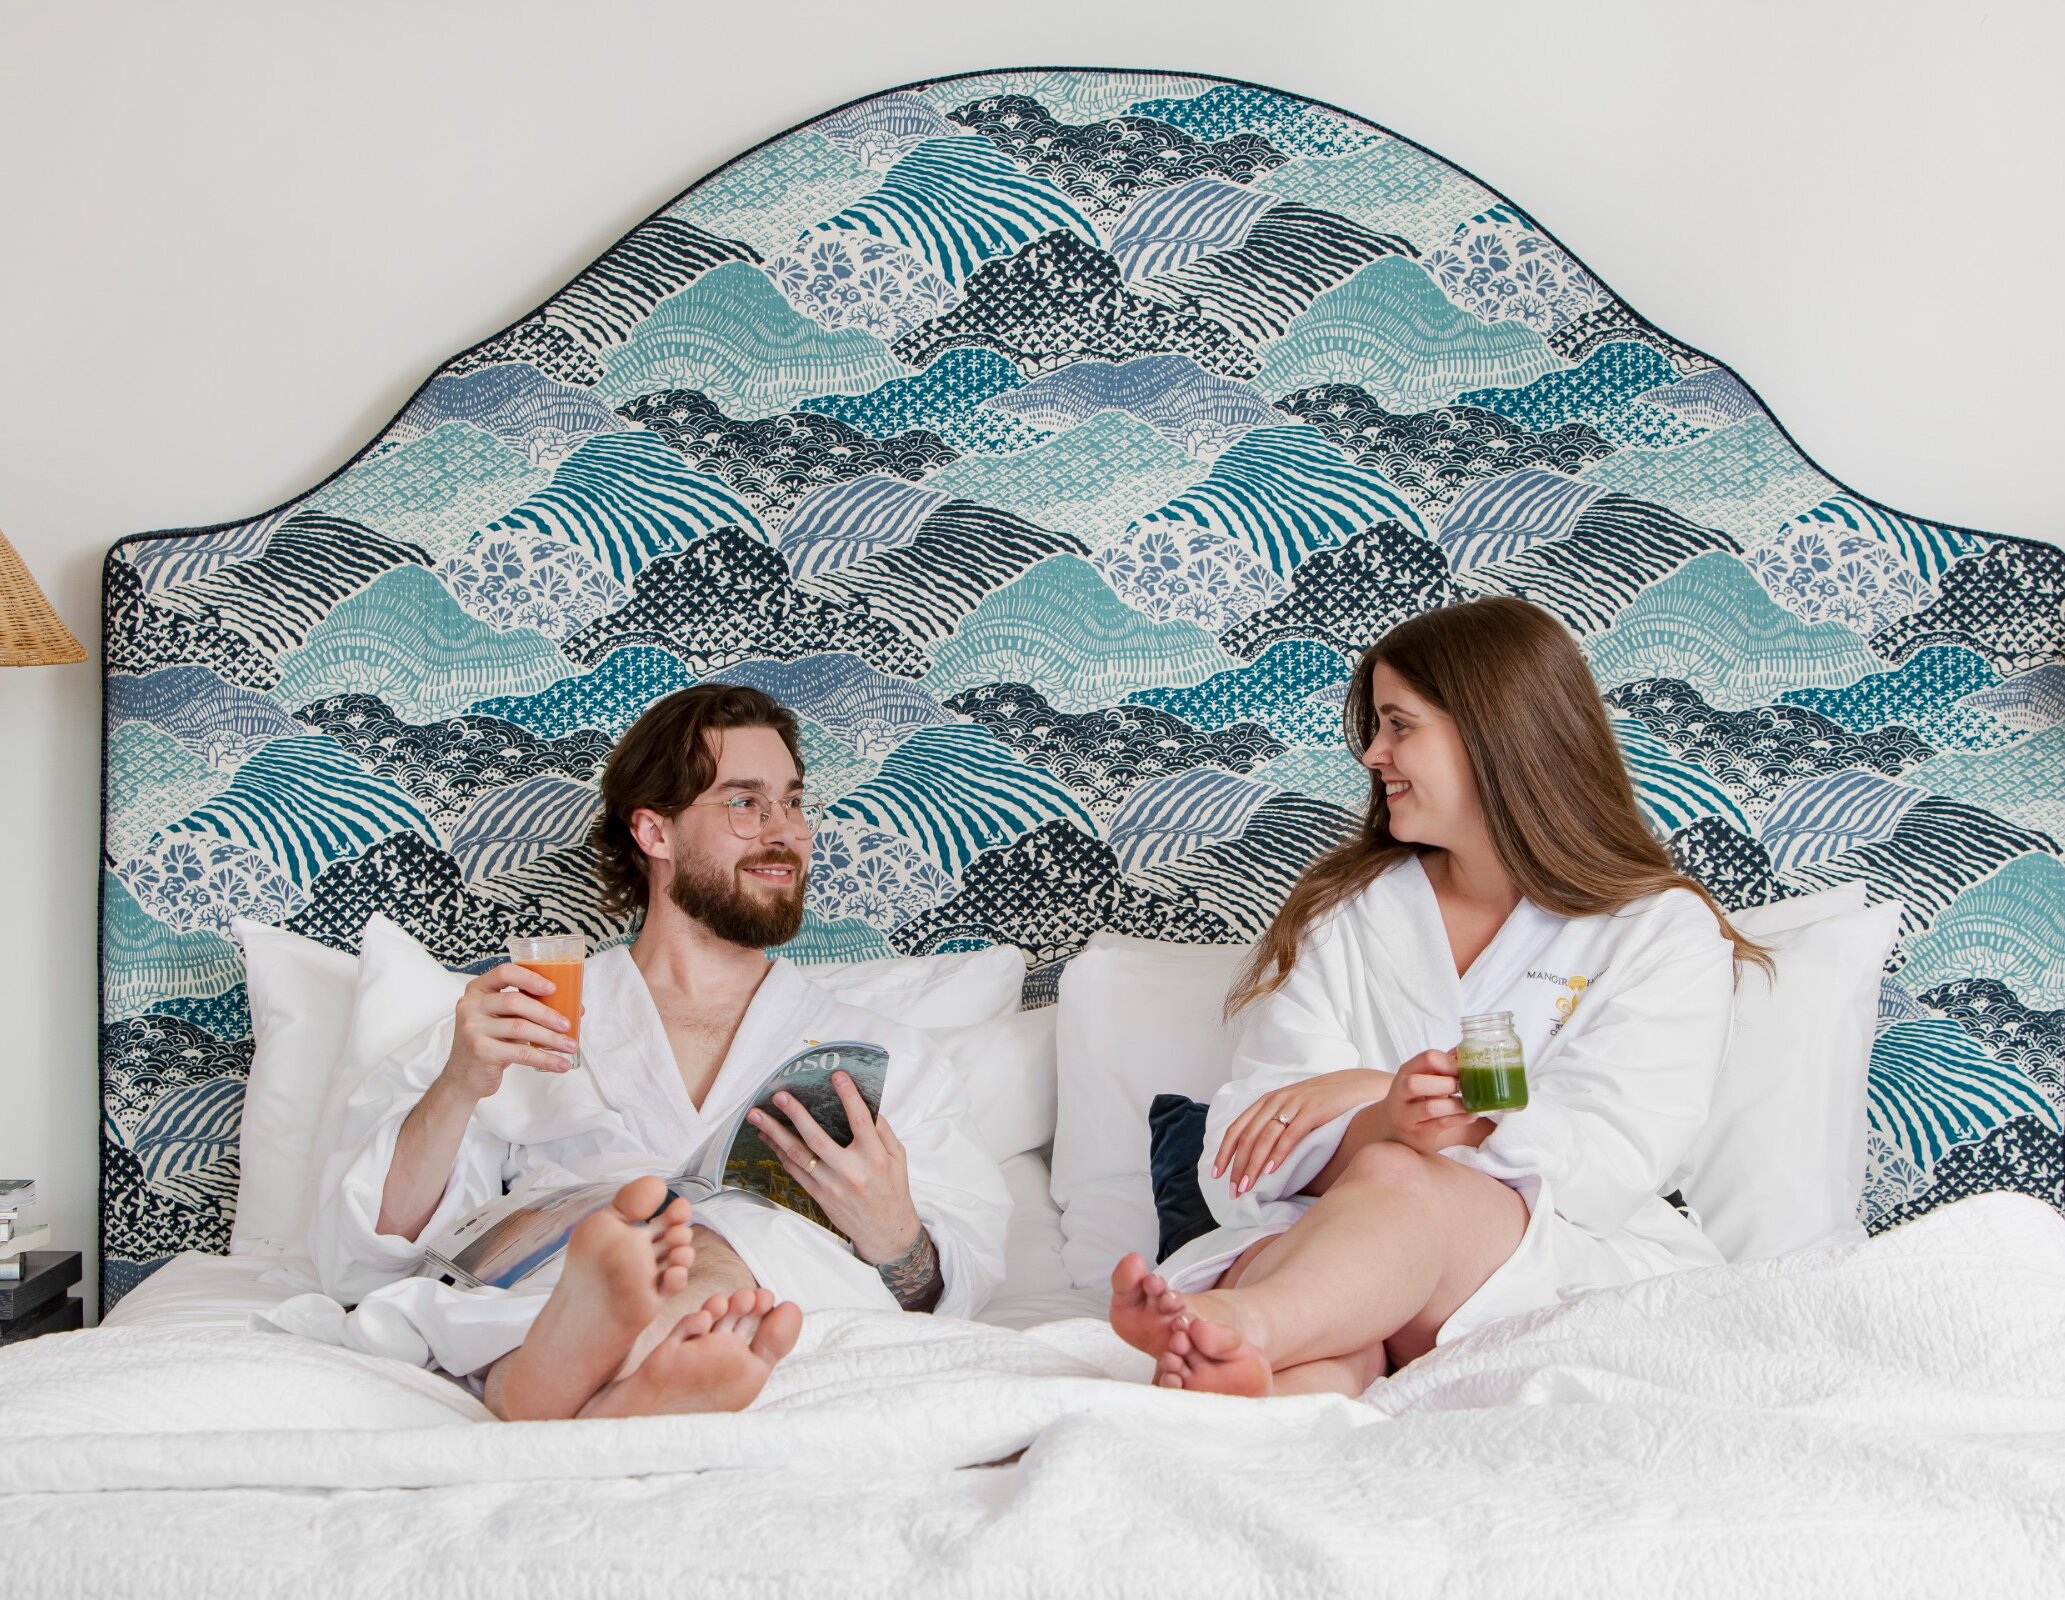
xmin=99 ymin=68 xmax=2063 ymax=1308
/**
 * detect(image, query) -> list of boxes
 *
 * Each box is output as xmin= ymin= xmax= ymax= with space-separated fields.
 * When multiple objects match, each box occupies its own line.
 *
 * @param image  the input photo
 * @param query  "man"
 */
xmin=300 ymin=686 xmax=1012 ymax=1419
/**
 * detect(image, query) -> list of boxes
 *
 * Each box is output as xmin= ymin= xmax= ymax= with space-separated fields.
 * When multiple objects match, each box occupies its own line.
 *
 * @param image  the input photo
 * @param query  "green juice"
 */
xmin=1457 ymin=1018 xmax=1529 ymax=1112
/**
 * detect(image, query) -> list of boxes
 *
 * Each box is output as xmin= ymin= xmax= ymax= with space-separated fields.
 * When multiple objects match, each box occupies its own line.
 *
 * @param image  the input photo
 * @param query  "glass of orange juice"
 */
xmin=508 ymin=934 xmax=585 ymax=1066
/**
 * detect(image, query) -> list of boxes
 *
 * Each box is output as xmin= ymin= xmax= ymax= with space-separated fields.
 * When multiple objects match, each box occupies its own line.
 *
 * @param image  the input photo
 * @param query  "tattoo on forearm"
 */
xmin=875 ymin=1226 xmax=945 ymax=1311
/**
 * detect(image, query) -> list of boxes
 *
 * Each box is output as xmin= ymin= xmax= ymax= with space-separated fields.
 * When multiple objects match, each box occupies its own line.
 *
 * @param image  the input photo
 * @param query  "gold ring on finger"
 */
xmin=806 ymin=1156 xmax=820 ymax=1174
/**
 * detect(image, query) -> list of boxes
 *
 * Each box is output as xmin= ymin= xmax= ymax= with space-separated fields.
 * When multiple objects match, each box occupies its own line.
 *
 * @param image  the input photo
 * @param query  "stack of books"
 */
xmin=0 ymin=1179 xmax=46 ymax=1280
xmin=0 ymin=1179 xmax=81 ymax=1344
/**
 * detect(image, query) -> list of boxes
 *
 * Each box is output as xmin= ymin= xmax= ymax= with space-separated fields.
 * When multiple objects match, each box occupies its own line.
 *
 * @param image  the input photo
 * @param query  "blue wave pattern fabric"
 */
xmin=98 ymin=70 xmax=2063 ymax=1305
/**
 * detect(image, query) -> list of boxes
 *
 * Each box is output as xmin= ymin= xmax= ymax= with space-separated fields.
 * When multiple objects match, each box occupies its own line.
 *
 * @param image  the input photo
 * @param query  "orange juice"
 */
xmin=508 ymin=935 xmax=586 ymax=1048
xmin=518 ymin=959 xmax=584 ymax=1043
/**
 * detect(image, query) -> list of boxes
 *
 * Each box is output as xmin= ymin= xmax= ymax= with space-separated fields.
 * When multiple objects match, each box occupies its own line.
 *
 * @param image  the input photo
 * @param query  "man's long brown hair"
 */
xmin=1226 ymin=596 xmax=1768 ymax=1014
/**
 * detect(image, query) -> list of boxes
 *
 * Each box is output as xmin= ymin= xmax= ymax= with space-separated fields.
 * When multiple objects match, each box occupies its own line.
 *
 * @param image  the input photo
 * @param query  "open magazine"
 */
xmin=424 ymin=1039 xmax=890 ymax=1291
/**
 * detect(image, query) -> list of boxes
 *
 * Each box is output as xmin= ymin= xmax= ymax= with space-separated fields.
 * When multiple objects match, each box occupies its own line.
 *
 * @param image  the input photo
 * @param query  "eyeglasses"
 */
xmin=685 ymin=793 xmax=827 ymax=838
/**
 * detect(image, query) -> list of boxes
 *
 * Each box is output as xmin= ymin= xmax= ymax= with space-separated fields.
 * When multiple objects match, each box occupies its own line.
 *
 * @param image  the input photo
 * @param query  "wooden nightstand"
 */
xmin=0 ymin=1252 xmax=84 ymax=1344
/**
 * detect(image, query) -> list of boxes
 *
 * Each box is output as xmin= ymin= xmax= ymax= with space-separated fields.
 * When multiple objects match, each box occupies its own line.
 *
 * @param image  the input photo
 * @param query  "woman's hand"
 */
xmin=435 ymin=963 xmax=578 ymax=1104
xmin=746 ymin=1072 xmax=925 ymax=1266
xmin=1214 ymin=1068 xmax=1392 ymax=1196
xmin=1369 ymin=1049 xmax=1496 ymax=1154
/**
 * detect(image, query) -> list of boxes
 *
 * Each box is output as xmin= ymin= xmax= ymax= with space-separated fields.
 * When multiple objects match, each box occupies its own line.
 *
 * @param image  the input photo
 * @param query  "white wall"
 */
xmin=2 ymin=0 xmax=2058 ymax=1313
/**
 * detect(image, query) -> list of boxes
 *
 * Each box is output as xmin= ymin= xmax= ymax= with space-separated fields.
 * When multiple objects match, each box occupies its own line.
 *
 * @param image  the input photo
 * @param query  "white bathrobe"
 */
xmin=1160 ymin=855 xmax=1734 ymax=1344
xmin=283 ymin=951 xmax=1011 ymax=1377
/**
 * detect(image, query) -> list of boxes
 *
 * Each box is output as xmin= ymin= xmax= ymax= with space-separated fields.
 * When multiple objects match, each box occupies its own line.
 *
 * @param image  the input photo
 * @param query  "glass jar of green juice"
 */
xmin=1457 ymin=1012 xmax=1528 ymax=1113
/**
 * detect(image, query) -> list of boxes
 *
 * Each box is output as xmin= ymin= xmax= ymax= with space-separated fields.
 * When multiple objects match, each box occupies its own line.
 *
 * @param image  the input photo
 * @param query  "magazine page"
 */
xmin=698 ymin=1041 xmax=891 ymax=1240
xmin=424 ymin=1178 xmax=625 ymax=1291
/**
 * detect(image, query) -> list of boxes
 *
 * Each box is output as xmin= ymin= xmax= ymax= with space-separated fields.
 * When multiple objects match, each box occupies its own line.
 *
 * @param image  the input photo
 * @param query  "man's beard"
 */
xmin=664 ymin=847 xmax=807 ymax=948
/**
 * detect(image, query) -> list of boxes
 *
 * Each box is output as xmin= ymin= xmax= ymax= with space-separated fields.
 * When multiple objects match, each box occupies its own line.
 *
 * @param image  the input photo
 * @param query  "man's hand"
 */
xmin=377 ymin=965 xmax=579 ymax=1242
xmin=437 ymin=962 xmax=578 ymax=1104
xmin=746 ymin=1071 xmax=925 ymax=1268
xmin=1368 ymin=1049 xmax=1496 ymax=1154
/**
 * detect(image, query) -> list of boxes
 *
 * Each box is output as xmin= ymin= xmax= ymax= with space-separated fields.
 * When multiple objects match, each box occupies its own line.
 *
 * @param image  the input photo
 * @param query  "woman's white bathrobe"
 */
xmin=1160 ymin=856 xmax=1735 ymax=1344
xmin=283 ymin=951 xmax=1011 ymax=1377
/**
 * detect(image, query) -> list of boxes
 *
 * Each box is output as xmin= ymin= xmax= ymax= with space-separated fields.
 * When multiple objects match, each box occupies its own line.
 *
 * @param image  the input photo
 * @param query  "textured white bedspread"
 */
xmin=3 ymin=1193 xmax=2061 ymax=1598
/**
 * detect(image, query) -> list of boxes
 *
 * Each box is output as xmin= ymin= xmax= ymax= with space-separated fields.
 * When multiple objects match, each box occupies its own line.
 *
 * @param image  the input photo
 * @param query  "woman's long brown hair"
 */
xmin=1226 ymin=596 xmax=1770 ymax=1014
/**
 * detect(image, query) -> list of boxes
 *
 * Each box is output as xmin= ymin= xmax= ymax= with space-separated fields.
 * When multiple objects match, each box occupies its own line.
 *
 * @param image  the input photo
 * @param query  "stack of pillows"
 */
xmin=227 ymin=877 xmax=1898 ymax=1307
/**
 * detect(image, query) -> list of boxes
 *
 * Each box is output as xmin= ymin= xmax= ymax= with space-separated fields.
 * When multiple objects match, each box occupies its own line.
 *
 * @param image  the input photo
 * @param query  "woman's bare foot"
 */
xmin=1162 ymin=1306 xmax=1274 ymax=1397
xmin=577 ymin=1286 xmax=802 ymax=1419
xmin=1108 ymin=1253 xmax=1190 ymax=1365
xmin=483 ymin=1175 xmax=696 ymax=1422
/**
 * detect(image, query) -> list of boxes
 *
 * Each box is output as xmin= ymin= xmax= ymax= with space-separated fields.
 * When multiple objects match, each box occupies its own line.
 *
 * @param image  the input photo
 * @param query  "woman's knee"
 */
xmin=1340 ymin=1139 xmax=1435 ymax=1199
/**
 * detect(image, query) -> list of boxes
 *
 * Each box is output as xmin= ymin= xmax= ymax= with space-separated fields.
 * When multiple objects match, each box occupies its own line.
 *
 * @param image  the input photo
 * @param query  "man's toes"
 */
xmin=722 ymin=1286 xmax=760 ymax=1320
xmin=670 ymin=1309 xmax=715 ymax=1342
xmin=752 ymin=1301 xmax=802 ymax=1362
xmin=611 ymin=1175 xmax=668 ymax=1224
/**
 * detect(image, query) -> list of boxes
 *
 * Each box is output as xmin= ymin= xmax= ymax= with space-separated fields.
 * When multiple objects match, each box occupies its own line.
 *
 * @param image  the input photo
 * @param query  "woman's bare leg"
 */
xmin=1161 ymin=1142 xmax=1525 ymax=1395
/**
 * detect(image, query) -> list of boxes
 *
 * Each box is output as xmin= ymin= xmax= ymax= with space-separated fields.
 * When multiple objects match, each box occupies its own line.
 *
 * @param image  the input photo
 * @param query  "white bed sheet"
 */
xmin=3 ymin=1193 xmax=2060 ymax=1598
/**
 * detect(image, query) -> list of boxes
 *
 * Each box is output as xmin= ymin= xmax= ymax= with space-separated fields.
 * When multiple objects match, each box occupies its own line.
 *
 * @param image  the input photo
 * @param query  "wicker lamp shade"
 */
xmin=0 ymin=528 xmax=86 ymax=666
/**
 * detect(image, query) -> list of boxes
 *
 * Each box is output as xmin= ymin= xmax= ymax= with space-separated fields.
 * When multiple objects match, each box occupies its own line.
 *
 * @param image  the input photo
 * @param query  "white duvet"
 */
xmin=2 ymin=1193 xmax=2061 ymax=1598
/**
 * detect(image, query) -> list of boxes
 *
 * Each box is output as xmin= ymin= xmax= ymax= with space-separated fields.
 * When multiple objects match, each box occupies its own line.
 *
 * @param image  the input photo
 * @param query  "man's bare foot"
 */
xmin=484 ymin=1175 xmax=696 ymax=1422
xmin=1108 ymin=1253 xmax=1190 ymax=1365
xmin=577 ymin=1286 xmax=802 ymax=1419
xmin=1162 ymin=1307 xmax=1274 ymax=1397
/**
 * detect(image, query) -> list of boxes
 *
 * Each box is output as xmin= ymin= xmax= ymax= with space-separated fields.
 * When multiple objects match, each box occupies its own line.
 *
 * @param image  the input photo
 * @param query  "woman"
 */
xmin=1108 ymin=596 xmax=1767 ymax=1397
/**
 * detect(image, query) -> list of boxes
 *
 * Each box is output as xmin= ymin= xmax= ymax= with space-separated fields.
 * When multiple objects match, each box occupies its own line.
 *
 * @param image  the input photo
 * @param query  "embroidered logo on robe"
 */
xmin=1530 ymin=969 xmax=1599 ymax=1036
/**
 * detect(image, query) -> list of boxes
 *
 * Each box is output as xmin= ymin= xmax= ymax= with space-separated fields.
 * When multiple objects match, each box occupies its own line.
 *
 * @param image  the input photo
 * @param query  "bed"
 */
xmin=9 ymin=65 xmax=2062 ymax=1596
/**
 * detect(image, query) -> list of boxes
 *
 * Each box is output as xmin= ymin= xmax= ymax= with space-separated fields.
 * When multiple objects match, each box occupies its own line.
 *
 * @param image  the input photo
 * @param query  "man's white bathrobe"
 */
xmin=1160 ymin=856 xmax=1735 ymax=1344
xmin=287 ymin=951 xmax=1011 ymax=1378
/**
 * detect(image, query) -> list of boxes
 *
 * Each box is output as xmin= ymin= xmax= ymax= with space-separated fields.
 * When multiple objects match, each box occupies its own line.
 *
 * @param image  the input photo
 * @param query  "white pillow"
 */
xmin=795 ymin=943 xmax=1026 ymax=1028
xmin=1678 ymin=883 xmax=1900 ymax=1261
xmin=932 ymin=1005 xmax=1057 ymax=1164
xmin=1049 ymin=934 xmax=1252 ymax=1289
xmin=227 ymin=919 xmax=358 ymax=1257
xmin=978 ymin=1149 xmax=1105 ymax=1330
xmin=273 ymin=916 xmax=471 ymax=1282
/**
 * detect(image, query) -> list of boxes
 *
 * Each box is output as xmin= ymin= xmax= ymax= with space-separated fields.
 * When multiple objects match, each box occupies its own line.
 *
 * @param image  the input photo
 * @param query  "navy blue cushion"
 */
xmin=1147 ymin=1093 xmax=1216 ymax=1263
